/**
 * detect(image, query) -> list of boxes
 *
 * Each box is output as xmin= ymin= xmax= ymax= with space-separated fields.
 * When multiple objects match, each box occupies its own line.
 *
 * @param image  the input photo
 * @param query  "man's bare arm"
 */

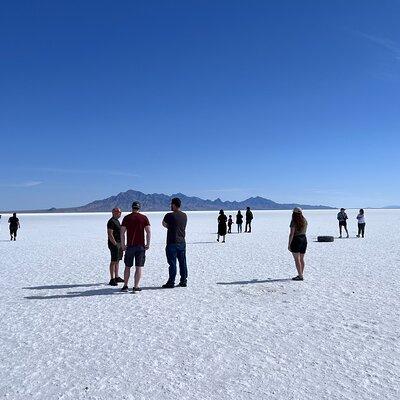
xmin=144 ymin=225 xmax=151 ymax=250
xmin=107 ymin=228 xmax=117 ymax=246
xmin=120 ymin=226 xmax=127 ymax=250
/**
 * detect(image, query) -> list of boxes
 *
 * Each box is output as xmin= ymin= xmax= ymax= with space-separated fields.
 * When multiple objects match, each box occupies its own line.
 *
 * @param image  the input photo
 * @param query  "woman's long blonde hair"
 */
xmin=291 ymin=211 xmax=306 ymax=231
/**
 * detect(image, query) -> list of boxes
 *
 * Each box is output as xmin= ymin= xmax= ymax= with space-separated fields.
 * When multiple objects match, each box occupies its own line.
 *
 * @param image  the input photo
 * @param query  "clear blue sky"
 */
xmin=1 ymin=0 xmax=399 ymax=210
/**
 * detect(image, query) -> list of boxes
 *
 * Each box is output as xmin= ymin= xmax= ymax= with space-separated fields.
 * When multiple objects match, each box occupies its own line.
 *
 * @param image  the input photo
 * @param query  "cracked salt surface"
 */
xmin=1 ymin=210 xmax=399 ymax=399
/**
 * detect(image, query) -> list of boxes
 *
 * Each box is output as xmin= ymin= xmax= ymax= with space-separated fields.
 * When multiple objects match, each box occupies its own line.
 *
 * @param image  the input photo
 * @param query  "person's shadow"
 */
xmin=23 ymin=283 xmax=102 ymax=290
xmin=217 ymin=278 xmax=292 ymax=286
xmin=24 ymin=287 xmax=120 ymax=300
xmin=23 ymin=283 xmax=165 ymax=299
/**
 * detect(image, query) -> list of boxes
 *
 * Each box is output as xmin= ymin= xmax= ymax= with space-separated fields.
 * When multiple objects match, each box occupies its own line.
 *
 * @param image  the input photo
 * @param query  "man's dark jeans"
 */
xmin=245 ymin=221 xmax=252 ymax=232
xmin=166 ymin=243 xmax=188 ymax=284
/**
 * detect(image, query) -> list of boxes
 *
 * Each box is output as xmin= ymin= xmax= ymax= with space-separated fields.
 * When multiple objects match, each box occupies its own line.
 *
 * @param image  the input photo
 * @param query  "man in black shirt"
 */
xmin=337 ymin=208 xmax=349 ymax=238
xmin=245 ymin=207 xmax=253 ymax=233
xmin=107 ymin=208 xmax=124 ymax=286
xmin=8 ymin=213 xmax=20 ymax=241
xmin=162 ymin=197 xmax=188 ymax=288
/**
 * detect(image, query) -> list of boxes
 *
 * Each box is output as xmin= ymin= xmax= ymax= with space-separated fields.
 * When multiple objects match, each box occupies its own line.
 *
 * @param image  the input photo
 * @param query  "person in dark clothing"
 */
xmin=356 ymin=209 xmax=366 ymax=238
xmin=217 ymin=210 xmax=227 ymax=242
xmin=227 ymin=215 xmax=233 ymax=233
xmin=8 ymin=213 xmax=20 ymax=241
xmin=162 ymin=197 xmax=188 ymax=288
xmin=107 ymin=208 xmax=124 ymax=286
xmin=120 ymin=202 xmax=151 ymax=293
xmin=245 ymin=207 xmax=253 ymax=233
xmin=288 ymin=207 xmax=308 ymax=281
xmin=337 ymin=208 xmax=349 ymax=238
xmin=236 ymin=211 xmax=243 ymax=233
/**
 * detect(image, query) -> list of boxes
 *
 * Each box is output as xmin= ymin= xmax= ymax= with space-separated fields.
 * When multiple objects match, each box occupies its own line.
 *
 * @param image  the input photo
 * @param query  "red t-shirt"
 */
xmin=121 ymin=213 xmax=150 ymax=246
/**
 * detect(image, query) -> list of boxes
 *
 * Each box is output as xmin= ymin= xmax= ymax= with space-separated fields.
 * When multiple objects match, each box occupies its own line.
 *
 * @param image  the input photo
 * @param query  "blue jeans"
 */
xmin=166 ymin=243 xmax=187 ymax=284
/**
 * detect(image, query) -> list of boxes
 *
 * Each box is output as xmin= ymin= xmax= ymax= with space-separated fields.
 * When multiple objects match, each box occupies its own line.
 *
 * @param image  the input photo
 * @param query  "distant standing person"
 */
xmin=337 ymin=208 xmax=349 ymax=238
xmin=162 ymin=197 xmax=188 ymax=288
xmin=107 ymin=208 xmax=124 ymax=286
xmin=120 ymin=202 xmax=151 ymax=293
xmin=356 ymin=209 xmax=366 ymax=238
xmin=217 ymin=210 xmax=227 ymax=242
xmin=245 ymin=207 xmax=253 ymax=233
xmin=227 ymin=215 xmax=233 ymax=233
xmin=236 ymin=210 xmax=243 ymax=233
xmin=8 ymin=213 xmax=20 ymax=241
xmin=288 ymin=207 xmax=308 ymax=281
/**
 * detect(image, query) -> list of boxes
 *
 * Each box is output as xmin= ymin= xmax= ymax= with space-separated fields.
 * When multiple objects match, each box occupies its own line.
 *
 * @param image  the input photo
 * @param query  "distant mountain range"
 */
xmin=4 ymin=192 xmax=399 ymax=213
xmin=40 ymin=189 xmax=335 ymax=212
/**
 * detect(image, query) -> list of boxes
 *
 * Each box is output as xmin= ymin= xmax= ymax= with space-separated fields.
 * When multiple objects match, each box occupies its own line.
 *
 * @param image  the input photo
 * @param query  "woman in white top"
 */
xmin=356 ymin=209 xmax=366 ymax=238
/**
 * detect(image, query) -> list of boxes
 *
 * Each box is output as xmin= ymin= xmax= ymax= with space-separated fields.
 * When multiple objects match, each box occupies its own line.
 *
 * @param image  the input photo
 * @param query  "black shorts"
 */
xmin=339 ymin=221 xmax=347 ymax=227
xmin=290 ymin=235 xmax=307 ymax=254
xmin=124 ymin=245 xmax=146 ymax=267
xmin=108 ymin=242 xmax=123 ymax=262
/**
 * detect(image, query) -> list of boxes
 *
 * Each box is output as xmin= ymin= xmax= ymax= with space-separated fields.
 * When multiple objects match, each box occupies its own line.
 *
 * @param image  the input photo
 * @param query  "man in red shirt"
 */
xmin=120 ymin=201 xmax=151 ymax=292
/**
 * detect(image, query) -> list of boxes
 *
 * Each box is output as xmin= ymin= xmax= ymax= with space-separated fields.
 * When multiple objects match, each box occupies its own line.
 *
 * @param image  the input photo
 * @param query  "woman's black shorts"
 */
xmin=290 ymin=234 xmax=307 ymax=254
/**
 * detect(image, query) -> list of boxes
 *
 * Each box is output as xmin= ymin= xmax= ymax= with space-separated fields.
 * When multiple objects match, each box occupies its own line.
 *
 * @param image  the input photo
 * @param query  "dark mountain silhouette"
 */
xmin=49 ymin=189 xmax=334 ymax=212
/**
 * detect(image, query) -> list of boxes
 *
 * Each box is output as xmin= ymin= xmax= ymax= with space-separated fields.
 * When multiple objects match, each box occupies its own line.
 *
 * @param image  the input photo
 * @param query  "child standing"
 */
xmin=227 ymin=215 xmax=233 ymax=233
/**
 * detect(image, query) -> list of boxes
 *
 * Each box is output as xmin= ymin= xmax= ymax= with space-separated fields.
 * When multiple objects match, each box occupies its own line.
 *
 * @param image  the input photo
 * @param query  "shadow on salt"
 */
xmin=217 ymin=278 xmax=292 ymax=285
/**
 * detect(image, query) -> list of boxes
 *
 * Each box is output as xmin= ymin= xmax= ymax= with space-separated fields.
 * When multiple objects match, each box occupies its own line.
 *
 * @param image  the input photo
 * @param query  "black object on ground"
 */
xmin=317 ymin=236 xmax=334 ymax=242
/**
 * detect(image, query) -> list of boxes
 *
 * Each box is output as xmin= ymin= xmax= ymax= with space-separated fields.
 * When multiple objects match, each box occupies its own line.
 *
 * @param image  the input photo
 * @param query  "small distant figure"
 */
xmin=236 ymin=210 xmax=243 ymax=233
xmin=356 ymin=209 xmax=366 ymax=238
xmin=245 ymin=207 xmax=253 ymax=233
xmin=337 ymin=208 xmax=349 ymax=238
xmin=162 ymin=197 xmax=188 ymax=289
xmin=217 ymin=210 xmax=227 ymax=243
xmin=107 ymin=208 xmax=124 ymax=286
xmin=120 ymin=201 xmax=151 ymax=293
xmin=227 ymin=215 xmax=233 ymax=233
xmin=288 ymin=207 xmax=308 ymax=281
xmin=8 ymin=213 xmax=20 ymax=241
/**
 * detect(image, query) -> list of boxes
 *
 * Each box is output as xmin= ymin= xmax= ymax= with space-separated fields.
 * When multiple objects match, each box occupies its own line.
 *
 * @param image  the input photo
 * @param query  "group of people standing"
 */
xmin=106 ymin=198 xmax=188 ymax=292
xmin=217 ymin=207 xmax=254 ymax=242
xmin=3 ymin=203 xmax=366 ymax=288
xmin=105 ymin=204 xmax=369 ymax=286
xmin=337 ymin=208 xmax=367 ymax=238
xmin=106 ymin=201 xmax=315 ymax=284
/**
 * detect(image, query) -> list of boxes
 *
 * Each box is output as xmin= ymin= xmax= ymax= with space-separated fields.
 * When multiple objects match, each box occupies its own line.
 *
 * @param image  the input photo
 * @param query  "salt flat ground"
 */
xmin=0 ymin=210 xmax=399 ymax=400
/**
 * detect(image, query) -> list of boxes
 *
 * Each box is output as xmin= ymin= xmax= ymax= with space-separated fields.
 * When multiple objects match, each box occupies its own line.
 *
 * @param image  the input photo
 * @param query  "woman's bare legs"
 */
xmin=299 ymin=253 xmax=305 ymax=276
xmin=292 ymin=252 xmax=303 ymax=277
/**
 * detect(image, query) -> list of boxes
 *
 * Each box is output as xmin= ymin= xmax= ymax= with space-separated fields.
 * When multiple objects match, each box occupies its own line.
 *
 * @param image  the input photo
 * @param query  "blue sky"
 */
xmin=1 ymin=0 xmax=399 ymax=210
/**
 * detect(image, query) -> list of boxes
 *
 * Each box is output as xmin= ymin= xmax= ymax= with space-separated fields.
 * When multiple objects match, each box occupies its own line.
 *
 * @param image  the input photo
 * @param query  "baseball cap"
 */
xmin=131 ymin=201 xmax=141 ymax=210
